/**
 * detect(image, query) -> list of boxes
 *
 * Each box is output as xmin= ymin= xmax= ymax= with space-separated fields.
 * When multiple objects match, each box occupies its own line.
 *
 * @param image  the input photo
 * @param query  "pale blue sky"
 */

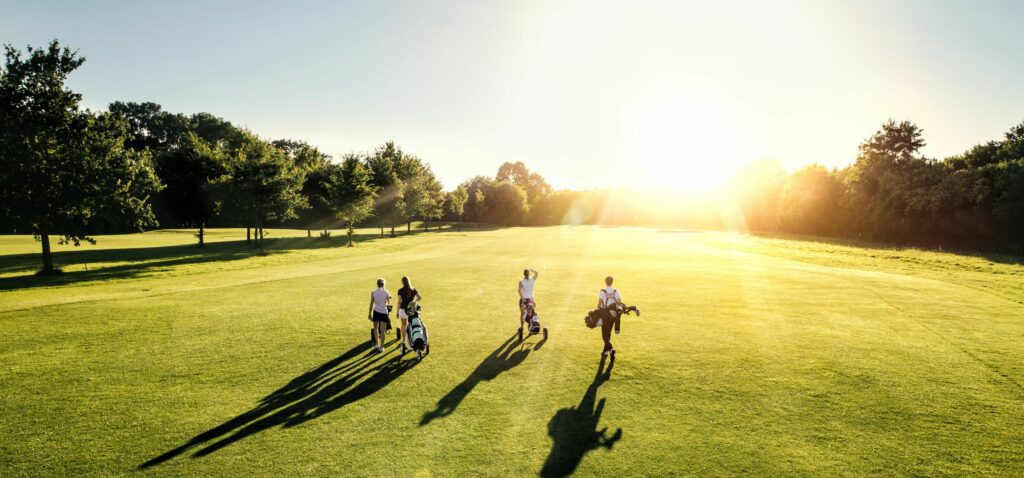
xmin=3 ymin=0 xmax=1023 ymax=190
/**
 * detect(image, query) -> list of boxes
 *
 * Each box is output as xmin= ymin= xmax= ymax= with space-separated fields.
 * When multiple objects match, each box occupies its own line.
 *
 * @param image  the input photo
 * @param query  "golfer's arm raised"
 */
xmin=531 ymin=269 xmax=539 ymax=280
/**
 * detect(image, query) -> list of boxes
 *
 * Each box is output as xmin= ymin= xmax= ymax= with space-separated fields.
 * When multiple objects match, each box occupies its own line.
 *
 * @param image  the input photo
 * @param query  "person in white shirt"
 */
xmin=368 ymin=278 xmax=392 ymax=353
xmin=596 ymin=276 xmax=639 ymax=356
xmin=518 ymin=268 xmax=539 ymax=325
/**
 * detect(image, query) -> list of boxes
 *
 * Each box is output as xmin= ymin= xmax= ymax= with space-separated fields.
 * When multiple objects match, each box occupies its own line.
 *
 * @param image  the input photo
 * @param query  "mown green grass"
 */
xmin=1 ymin=227 xmax=1022 ymax=477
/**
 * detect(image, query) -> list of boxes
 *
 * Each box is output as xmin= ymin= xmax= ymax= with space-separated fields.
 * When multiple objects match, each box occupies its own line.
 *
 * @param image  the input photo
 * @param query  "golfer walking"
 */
xmin=368 ymin=278 xmax=392 ymax=353
xmin=519 ymin=268 xmax=539 ymax=321
xmin=597 ymin=276 xmax=624 ymax=356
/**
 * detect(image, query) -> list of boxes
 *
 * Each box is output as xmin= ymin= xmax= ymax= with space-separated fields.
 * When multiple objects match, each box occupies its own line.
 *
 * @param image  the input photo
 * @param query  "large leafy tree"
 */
xmin=109 ymin=101 xmax=189 ymax=151
xmin=846 ymin=119 xmax=930 ymax=240
xmin=459 ymin=176 xmax=494 ymax=227
xmin=273 ymin=138 xmax=330 ymax=172
xmin=273 ymin=139 xmax=330 ymax=234
xmin=298 ymin=162 xmax=337 ymax=236
xmin=403 ymin=163 xmax=444 ymax=232
xmin=155 ymin=132 xmax=226 ymax=247
xmin=496 ymin=161 xmax=551 ymax=219
xmin=217 ymin=133 xmax=306 ymax=253
xmin=778 ymin=164 xmax=843 ymax=235
xmin=334 ymin=154 xmax=376 ymax=245
xmin=0 ymin=41 xmax=161 ymax=274
xmin=472 ymin=189 xmax=486 ymax=227
xmin=485 ymin=181 xmax=529 ymax=225
xmin=446 ymin=186 xmax=468 ymax=230
xmin=366 ymin=141 xmax=413 ymax=237
xmin=189 ymin=112 xmax=245 ymax=150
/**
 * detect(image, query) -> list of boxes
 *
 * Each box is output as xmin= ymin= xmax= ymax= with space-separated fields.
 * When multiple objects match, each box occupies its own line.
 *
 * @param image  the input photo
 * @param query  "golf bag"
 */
xmin=584 ymin=308 xmax=606 ymax=329
xmin=584 ymin=303 xmax=639 ymax=329
xmin=519 ymin=300 xmax=547 ymax=341
xmin=403 ymin=301 xmax=429 ymax=360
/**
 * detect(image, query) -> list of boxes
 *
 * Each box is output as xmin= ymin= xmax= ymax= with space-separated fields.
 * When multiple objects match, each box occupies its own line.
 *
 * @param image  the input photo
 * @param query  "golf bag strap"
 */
xmin=600 ymin=288 xmax=619 ymax=309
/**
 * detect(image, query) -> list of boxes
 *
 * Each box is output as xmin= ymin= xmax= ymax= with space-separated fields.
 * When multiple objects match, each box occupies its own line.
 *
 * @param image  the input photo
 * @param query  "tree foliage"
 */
xmin=155 ymin=132 xmax=225 ymax=246
xmin=0 ymin=41 xmax=161 ymax=273
xmin=215 ymin=132 xmax=306 ymax=253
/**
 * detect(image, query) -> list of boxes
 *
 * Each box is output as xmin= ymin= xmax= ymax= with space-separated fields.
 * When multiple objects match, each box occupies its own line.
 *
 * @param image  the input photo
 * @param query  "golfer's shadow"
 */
xmin=419 ymin=333 xmax=532 ymax=426
xmin=540 ymin=354 xmax=622 ymax=478
xmin=140 ymin=341 xmax=416 ymax=468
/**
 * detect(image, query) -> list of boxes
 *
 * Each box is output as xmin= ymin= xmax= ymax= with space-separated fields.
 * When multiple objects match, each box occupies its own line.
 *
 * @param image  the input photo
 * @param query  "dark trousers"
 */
xmin=601 ymin=311 xmax=619 ymax=352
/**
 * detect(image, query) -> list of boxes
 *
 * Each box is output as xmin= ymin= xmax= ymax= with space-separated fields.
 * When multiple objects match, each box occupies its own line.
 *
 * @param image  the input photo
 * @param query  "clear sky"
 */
xmin=3 ymin=0 xmax=1023 ymax=191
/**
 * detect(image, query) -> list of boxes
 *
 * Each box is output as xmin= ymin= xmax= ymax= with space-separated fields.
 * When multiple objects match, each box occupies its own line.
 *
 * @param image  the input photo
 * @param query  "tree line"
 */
xmin=2 ymin=41 xmax=1022 ymax=275
xmin=446 ymin=119 xmax=1024 ymax=254
xmin=1 ymin=41 xmax=459 ymax=273
xmin=730 ymin=119 xmax=1024 ymax=250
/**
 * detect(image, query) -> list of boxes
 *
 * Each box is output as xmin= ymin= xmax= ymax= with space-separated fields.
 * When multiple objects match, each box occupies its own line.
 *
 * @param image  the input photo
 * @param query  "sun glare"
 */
xmin=618 ymin=89 xmax=756 ymax=194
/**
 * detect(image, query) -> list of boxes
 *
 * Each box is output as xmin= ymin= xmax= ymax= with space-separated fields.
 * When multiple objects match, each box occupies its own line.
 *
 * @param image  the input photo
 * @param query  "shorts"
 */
xmin=398 ymin=309 xmax=410 ymax=320
xmin=372 ymin=311 xmax=390 ymax=322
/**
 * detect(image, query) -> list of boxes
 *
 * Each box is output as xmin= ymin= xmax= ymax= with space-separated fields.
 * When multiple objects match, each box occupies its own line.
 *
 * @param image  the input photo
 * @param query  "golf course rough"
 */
xmin=0 ymin=226 xmax=1022 ymax=477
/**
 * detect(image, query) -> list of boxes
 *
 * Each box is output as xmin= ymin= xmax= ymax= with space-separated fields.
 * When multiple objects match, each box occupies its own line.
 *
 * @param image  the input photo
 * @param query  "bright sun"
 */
xmin=618 ymin=90 xmax=752 ymax=193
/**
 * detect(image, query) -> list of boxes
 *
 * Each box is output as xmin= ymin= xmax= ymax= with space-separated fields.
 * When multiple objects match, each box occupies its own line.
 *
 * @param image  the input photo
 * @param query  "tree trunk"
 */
xmin=198 ymin=223 xmax=205 ymax=248
xmin=39 ymin=222 xmax=55 ymax=274
xmin=379 ymin=224 xmax=384 ymax=238
xmin=246 ymin=227 xmax=251 ymax=243
xmin=347 ymin=221 xmax=354 ymax=247
xmin=258 ymin=221 xmax=266 ymax=254
xmin=390 ymin=225 xmax=395 ymax=237
xmin=457 ymin=214 xmax=462 ymax=231
xmin=307 ymin=229 xmax=311 ymax=238
xmin=407 ymin=221 xmax=411 ymax=234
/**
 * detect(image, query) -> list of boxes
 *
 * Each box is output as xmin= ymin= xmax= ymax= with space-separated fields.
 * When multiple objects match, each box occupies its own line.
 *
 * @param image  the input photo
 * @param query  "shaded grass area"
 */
xmin=0 ymin=234 xmax=354 ymax=290
xmin=1 ymin=226 xmax=1023 ymax=477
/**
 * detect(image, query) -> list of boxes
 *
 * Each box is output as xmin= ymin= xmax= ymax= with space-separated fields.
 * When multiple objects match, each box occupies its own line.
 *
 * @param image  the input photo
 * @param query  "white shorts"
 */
xmin=398 ymin=309 xmax=410 ymax=320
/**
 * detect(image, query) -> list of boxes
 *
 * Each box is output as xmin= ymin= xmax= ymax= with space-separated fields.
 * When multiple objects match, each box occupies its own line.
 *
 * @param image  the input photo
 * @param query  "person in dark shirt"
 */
xmin=396 ymin=276 xmax=423 ymax=342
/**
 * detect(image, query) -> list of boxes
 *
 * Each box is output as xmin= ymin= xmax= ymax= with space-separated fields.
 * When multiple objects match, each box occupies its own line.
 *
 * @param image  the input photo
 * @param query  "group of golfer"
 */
xmin=367 ymin=269 xmax=639 ymax=355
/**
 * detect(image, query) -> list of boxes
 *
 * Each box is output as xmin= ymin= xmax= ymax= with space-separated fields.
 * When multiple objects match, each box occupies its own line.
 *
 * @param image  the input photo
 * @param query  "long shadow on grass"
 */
xmin=140 ymin=341 xmax=416 ymax=468
xmin=419 ymin=334 xmax=532 ymax=426
xmin=540 ymin=354 xmax=622 ymax=478
xmin=0 ymin=234 xmax=378 ymax=291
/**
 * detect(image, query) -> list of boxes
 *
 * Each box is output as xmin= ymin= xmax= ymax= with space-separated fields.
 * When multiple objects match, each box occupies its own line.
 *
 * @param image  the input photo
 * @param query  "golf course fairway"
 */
xmin=1 ymin=226 xmax=1022 ymax=477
